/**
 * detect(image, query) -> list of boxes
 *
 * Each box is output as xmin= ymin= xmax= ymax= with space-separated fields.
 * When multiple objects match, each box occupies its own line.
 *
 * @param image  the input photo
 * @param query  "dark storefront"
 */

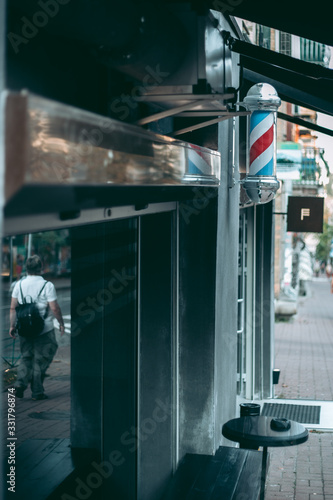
xmin=1 ymin=1 xmax=332 ymax=499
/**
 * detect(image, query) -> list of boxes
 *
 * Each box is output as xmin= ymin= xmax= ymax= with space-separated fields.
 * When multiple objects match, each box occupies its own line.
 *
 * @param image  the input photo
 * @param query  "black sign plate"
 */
xmin=287 ymin=196 xmax=324 ymax=233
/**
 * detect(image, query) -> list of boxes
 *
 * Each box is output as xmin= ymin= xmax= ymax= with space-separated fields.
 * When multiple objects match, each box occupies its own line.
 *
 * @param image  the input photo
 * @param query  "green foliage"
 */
xmin=327 ymin=176 xmax=333 ymax=197
xmin=33 ymin=230 xmax=69 ymax=248
xmin=31 ymin=230 xmax=70 ymax=274
xmin=315 ymin=222 xmax=333 ymax=262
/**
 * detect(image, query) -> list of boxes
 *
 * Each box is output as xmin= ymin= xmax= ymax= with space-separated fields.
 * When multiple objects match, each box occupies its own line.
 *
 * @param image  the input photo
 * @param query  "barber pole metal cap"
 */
xmin=243 ymin=83 xmax=281 ymax=111
xmin=243 ymin=83 xmax=281 ymax=204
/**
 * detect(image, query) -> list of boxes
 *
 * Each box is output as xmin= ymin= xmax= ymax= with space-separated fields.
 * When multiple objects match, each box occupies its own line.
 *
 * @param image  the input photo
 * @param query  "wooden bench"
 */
xmin=13 ymin=438 xmax=100 ymax=500
xmin=162 ymin=446 xmax=263 ymax=500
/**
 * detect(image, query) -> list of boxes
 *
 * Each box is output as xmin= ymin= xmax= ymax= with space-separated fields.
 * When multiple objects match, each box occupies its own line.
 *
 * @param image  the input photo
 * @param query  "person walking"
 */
xmin=9 ymin=255 xmax=65 ymax=400
xmin=313 ymin=260 xmax=320 ymax=278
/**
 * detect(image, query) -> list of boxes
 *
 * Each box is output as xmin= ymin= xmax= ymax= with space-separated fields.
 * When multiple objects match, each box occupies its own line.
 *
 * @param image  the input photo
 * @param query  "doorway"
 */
xmin=70 ymin=209 xmax=177 ymax=499
xmin=2 ymin=204 xmax=178 ymax=499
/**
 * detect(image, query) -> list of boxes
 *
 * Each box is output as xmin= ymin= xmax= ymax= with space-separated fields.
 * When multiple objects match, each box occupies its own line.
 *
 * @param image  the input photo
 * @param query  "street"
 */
xmin=2 ymin=276 xmax=333 ymax=499
xmin=266 ymin=277 xmax=333 ymax=499
xmin=274 ymin=277 xmax=333 ymax=401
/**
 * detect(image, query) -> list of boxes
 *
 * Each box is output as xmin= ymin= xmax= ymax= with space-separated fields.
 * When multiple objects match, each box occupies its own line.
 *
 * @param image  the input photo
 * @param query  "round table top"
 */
xmin=222 ymin=416 xmax=309 ymax=448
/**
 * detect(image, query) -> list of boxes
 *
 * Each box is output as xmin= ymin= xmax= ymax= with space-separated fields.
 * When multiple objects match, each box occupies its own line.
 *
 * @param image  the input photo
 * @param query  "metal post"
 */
xmin=27 ymin=233 xmax=32 ymax=258
xmin=9 ymin=236 xmax=13 ymax=285
xmin=0 ymin=1 xmax=7 ymax=498
xmin=260 ymin=446 xmax=268 ymax=500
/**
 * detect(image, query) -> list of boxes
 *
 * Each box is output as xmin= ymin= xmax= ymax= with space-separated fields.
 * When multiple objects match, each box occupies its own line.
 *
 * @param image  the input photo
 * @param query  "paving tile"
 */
xmin=267 ymin=280 xmax=333 ymax=499
xmin=3 ymin=279 xmax=333 ymax=498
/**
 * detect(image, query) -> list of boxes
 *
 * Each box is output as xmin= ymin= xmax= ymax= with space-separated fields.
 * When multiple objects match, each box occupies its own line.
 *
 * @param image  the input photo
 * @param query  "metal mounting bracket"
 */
xmin=134 ymin=92 xmax=248 ymax=126
xmin=171 ymin=111 xmax=250 ymax=136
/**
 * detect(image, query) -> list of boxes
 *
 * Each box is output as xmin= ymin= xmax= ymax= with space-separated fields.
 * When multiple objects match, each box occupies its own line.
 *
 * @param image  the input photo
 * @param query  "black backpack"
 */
xmin=15 ymin=280 xmax=49 ymax=338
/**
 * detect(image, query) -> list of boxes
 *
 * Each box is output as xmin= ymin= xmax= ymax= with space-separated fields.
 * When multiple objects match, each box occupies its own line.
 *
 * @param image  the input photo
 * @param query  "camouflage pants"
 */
xmin=15 ymin=329 xmax=58 ymax=398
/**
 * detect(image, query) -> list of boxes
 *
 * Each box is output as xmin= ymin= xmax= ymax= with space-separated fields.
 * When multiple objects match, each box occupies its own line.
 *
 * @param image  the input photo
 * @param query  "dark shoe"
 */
xmin=15 ymin=387 xmax=24 ymax=398
xmin=32 ymin=394 xmax=48 ymax=401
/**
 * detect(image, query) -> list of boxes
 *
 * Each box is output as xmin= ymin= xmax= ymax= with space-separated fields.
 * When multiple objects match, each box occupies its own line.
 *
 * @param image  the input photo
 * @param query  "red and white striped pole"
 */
xmin=243 ymin=83 xmax=281 ymax=204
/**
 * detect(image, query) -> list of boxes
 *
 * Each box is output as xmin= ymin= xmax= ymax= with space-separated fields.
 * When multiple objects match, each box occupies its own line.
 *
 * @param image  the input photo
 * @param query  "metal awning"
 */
xmin=223 ymin=34 xmax=333 ymax=118
xmin=203 ymin=0 xmax=333 ymax=47
xmin=220 ymin=33 xmax=333 ymax=140
xmin=3 ymin=91 xmax=222 ymax=220
xmin=277 ymin=112 xmax=333 ymax=138
xmin=242 ymin=65 xmax=333 ymax=118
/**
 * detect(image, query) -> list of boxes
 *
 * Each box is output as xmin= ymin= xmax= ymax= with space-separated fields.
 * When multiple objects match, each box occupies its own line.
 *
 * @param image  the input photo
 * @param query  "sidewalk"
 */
xmin=266 ymin=278 xmax=333 ymax=499
xmin=2 ymin=278 xmax=333 ymax=499
xmin=2 ymin=342 xmax=71 ymax=450
xmin=274 ymin=278 xmax=333 ymax=401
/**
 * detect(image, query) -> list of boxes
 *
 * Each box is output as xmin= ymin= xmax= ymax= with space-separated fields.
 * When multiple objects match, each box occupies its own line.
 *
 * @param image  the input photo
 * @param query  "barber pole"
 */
xmin=249 ymin=111 xmax=274 ymax=176
xmin=242 ymin=83 xmax=281 ymax=204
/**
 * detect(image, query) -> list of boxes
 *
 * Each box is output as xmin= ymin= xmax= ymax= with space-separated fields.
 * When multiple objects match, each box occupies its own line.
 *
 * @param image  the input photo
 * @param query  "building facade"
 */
xmin=1 ymin=2 xmax=332 ymax=499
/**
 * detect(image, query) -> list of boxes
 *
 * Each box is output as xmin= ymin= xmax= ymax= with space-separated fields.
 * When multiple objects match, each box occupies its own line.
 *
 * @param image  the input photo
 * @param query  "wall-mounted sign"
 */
xmin=287 ymin=196 xmax=324 ymax=233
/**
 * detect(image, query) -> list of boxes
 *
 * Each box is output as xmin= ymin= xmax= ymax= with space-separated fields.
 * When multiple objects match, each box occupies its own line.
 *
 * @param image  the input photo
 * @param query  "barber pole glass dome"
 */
xmin=242 ymin=83 xmax=281 ymax=204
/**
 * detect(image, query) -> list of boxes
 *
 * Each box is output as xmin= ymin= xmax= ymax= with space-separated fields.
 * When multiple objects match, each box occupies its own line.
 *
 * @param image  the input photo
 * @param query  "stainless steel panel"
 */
xmin=205 ymin=13 xmax=225 ymax=93
xmin=4 ymin=202 xmax=177 ymax=236
xmin=136 ymin=9 xmax=234 ymax=103
xmin=3 ymin=92 xmax=221 ymax=203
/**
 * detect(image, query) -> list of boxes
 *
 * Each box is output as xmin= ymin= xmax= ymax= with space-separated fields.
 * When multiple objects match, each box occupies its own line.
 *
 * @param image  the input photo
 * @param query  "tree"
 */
xmin=315 ymin=222 xmax=333 ymax=263
xmin=30 ymin=230 xmax=70 ymax=274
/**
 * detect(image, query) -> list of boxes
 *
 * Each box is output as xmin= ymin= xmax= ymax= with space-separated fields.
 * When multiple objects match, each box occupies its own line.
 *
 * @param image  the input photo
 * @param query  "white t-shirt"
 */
xmin=12 ymin=275 xmax=57 ymax=334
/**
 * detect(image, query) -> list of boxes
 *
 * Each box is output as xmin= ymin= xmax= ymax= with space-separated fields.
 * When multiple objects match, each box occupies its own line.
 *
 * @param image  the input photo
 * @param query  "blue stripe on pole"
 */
xmin=255 ymin=158 xmax=274 ymax=176
xmin=250 ymin=111 xmax=271 ymax=131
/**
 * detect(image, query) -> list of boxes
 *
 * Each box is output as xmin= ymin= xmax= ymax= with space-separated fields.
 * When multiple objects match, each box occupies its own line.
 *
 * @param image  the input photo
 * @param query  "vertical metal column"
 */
xmin=245 ymin=206 xmax=256 ymax=401
xmin=254 ymin=202 xmax=275 ymax=399
xmin=137 ymin=212 xmax=175 ymax=500
xmin=0 ymin=2 xmax=6 ymax=498
xmin=173 ymin=207 xmax=180 ymax=470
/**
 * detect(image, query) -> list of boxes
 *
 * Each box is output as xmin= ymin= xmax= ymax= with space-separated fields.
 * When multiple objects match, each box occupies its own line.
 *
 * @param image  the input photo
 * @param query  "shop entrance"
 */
xmin=2 ymin=204 xmax=178 ymax=500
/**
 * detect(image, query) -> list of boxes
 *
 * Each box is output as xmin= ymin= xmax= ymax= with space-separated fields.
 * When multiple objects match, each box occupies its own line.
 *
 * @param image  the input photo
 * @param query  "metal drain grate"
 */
xmin=261 ymin=403 xmax=321 ymax=424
